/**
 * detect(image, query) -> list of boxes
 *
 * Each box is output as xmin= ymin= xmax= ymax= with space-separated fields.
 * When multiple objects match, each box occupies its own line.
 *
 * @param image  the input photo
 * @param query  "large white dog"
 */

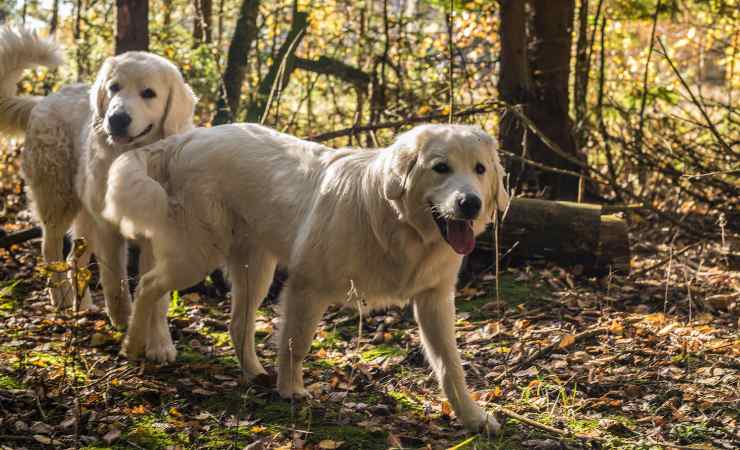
xmin=104 ymin=123 xmax=509 ymax=432
xmin=0 ymin=28 xmax=195 ymax=328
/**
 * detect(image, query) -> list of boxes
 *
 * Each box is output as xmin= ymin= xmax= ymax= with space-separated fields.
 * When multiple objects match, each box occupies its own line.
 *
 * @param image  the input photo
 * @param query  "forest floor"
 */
xmin=0 ymin=150 xmax=738 ymax=449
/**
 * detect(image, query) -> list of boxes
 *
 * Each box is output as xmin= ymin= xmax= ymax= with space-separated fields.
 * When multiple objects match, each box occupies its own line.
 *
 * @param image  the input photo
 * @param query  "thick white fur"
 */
xmin=105 ymin=123 xmax=509 ymax=433
xmin=0 ymin=28 xmax=195 ymax=333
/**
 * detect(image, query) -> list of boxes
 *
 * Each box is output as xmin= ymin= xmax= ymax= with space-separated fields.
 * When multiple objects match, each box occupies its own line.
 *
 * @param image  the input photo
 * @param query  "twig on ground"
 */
xmin=492 ymin=319 xmax=640 ymax=383
xmin=629 ymin=241 xmax=703 ymax=279
xmin=491 ymin=404 xmax=710 ymax=450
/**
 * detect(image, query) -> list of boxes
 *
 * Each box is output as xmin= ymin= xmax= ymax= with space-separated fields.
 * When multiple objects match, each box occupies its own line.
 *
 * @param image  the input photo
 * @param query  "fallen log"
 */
xmin=3 ymin=198 xmax=630 ymax=280
xmin=0 ymin=226 xmax=42 ymax=249
xmin=464 ymin=197 xmax=631 ymax=278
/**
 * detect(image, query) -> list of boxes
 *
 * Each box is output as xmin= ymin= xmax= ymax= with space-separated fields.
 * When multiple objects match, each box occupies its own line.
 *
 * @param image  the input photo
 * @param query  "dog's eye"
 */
xmin=141 ymin=88 xmax=157 ymax=99
xmin=433 ymin=162 xmax=451 ymax=174
xmin=475 ymin=163 xmax=486 ymax=175
xmin=109 ymin=83 xmax=120 ymax=93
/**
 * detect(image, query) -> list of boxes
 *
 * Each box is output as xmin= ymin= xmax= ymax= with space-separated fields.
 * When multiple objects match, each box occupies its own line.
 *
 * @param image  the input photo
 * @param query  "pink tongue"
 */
xmin=112 ymin=136 xmax=131 ymax=145
xmin=446 ymin=220 xmax=476 ymax=255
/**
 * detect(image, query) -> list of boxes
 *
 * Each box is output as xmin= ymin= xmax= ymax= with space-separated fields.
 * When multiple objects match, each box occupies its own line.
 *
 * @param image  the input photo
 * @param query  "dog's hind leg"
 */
xmin=139 ymin=240 xmax=176 ymax=363
xmin=276 ymin=283 xmax=331 ymax=399
xmin=41 ymin=222 xmax=75 ymax=308
xmin=69 ymin=211 xmax=95 ymax=310
xmin=227 ymin=247 xmax=276 ymax=381
xmin=412 ymin=289 xmax=501 ymax=434
xmin=91 ymin=223 xmax=132 ymax=329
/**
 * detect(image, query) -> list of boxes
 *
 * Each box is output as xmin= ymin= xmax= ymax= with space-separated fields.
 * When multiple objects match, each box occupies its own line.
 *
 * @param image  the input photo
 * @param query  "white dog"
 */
xmin=0 ymin=28 xmax=195 ymax=328
xmin=104 ymin=123 xmax=509 ymax=432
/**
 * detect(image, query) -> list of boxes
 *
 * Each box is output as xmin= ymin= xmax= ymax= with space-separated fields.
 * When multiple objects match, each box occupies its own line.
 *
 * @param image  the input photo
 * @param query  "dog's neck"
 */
xmin=362 ymin=154 xmax=433 ymax=256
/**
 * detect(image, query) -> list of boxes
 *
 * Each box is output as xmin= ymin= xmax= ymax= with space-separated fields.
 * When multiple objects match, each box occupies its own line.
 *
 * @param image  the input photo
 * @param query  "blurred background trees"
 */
xmin=2 ymin=0 xmax=738 ymax=236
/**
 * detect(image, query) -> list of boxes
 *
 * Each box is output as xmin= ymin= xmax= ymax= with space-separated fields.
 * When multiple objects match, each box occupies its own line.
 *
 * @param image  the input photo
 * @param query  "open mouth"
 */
xmin=110 ymin=123 xmax=153 ymax=146
xmin=431 ymin=203 xmax=476 ymax=255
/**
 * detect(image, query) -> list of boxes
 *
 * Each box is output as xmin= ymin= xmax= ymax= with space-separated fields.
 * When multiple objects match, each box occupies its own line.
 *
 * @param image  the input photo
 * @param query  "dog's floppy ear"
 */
xmin=162 ymin=71 xmax=196 ymax=137
xmin=383 ymin=127 xmax=429 ymax=200
xmin=90 ymin=57 xmax=115 ymax=119
xmin=493 ymin=150 xmax=510 ymax=212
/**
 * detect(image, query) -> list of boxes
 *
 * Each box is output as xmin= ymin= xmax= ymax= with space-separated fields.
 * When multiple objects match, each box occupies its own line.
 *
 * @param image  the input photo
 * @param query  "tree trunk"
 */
xmin=244 ymin=9 xmax=308 ymax=124
xmin=498 ymin=0 xmax=533 ymax=190
xmin=193 ymin=0 xmax=213 ymax=48
xmin=212 ymin=0 xmax=261 ymax=125
xmin=526 ymin=0 xmax=583 ymax=200
xmin=115 ymin=0 xmax=149 ymax=55
xmin=573 ymin=0 xmax=589 ymax=149
xmin=464 ymin=198 xmax=631 ymax=278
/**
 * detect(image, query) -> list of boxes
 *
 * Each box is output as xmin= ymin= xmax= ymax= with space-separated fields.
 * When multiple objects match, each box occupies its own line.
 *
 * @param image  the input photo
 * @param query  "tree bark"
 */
xmin=526 ymin=0 xmax=583 ymax=200
xmin=244 ymin=9 xmax=308 ymax=124
xmin=193 ymin=0 xmax=213 ymax=47
xmin=293 ymin=56 xmax=370 ymax=89
xmin=115 ymin=0 xmax=149 ymax=55
xmin=464 ymin=198 xmax=631 ymax=277
xmin=212 ymin=0 xmax=261 ymax=125
xmin=498 ymin=0 xmax=533 ymax=190
xmin=574 ymin=0 xmax=589 ymax=149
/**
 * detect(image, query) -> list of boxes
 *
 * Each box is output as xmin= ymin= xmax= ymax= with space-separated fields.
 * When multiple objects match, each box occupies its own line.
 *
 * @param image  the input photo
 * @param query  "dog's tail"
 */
xmin=103 ymin=150 xmax=170 ymax=240
xmin=0 ymin=28 xmax=63 ymax=135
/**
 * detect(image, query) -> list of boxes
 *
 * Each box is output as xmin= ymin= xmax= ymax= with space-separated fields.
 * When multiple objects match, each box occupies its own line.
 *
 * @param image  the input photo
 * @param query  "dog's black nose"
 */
xmin=108 ymin=112 xmax=132 ymax=135
xmin=457 ymin=194 xmax=481 ymax=219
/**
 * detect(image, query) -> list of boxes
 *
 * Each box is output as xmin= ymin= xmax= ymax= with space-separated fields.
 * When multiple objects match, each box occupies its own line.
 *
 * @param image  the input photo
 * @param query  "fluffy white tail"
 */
xmin=0 ymin=28 xmax=63 ymax=134
xmin=103 ymin=151 xmax=170 ymax=240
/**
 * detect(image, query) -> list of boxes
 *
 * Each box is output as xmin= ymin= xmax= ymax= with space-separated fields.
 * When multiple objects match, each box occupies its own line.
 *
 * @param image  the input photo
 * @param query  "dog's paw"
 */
xmin=78 ymin=290 xmax=94 ymax=310
xmin=120 ymin=335 xmax=146 ymax=360
xmin=107 ymin=303 xmax=132 ymax=330
xmin=462 ymin=409 xmax=501 ymax=435
xmin=49 ymin=285 xmax=74 ymax=309
xmin=146 ymin=340 xmax=177 ymax=364
xmin=277 ymin=384 xmax=312 ymax=400
xmin=242 ymin=364 xmax=269 ymax=382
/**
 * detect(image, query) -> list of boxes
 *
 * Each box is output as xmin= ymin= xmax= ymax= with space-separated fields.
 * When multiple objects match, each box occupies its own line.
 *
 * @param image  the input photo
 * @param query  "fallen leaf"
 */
xmin=318 ymin=439 xmax=344 ymax=449
xmin=558 ymin=334 xmax=576 ymax=349
xmin=33 ymin=434 xmax=52 ymax=445
xmin=102 ymin=427 xmax=121 ymax=444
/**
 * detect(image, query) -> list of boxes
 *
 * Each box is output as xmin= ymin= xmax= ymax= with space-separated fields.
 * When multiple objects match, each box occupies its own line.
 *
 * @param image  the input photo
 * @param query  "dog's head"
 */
xmin=383 ymin=124 xmax=509 ymax=255
xmin=91 ymin=52 xmax=196 ymax=147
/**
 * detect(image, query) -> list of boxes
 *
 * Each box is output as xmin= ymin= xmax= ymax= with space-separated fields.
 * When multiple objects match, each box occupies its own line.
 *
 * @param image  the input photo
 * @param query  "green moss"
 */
xmin=168 ymin=290 xmax=186 ymax=318
xmin=197 ymin=425 xmax=254 ymax=449
xmin=361 ymin=343 xmax=405 ymax=362
xmin=387 ymin=390 xmax=423 ymax=413
xmin=177 ymin=347 xmax=209 ymax=364
xmin=567 ymin=418 xmax=600 ymax=434
xmin=125 ymin=416 xmax=177 ymax=449
xmin=456 ymin=274 xmax=542 ymax=319
xmin=0 ymin=374 xmax=23 ymax=389
xmin=0 ymin=280 xmax=20 ymax=317
xmin=311 ymin=330 xmax=345 ymax=350
xmin=205 ymin=331 xmax=231 ymax=347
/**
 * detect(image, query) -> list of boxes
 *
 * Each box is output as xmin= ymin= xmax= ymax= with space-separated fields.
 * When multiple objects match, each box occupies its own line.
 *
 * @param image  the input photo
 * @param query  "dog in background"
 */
xmin=0 ymin=28 xmax=195 ymax=332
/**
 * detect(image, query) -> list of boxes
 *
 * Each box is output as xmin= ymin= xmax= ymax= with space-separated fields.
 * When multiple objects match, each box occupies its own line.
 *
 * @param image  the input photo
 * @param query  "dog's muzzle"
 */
xmin=432 ymin=206 xmax=477 ymax=256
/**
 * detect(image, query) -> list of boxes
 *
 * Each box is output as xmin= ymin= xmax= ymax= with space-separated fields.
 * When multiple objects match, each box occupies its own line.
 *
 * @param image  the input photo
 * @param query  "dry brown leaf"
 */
xmin=318 ymin=439 xmax=344 ymax=449
xmin=559 ymin=334 xmax=576 ymax=349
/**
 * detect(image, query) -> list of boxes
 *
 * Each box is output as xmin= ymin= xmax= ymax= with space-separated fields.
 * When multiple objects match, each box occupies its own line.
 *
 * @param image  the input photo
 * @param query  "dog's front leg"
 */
xmin=138 ymin=240 xmax=176 ymax=363
xmin=277 ymin=283 xmax=330 ymax=399
xmin=412 ymin=290 xmax=500 ymax=434
xmin=121 ymin=270 xmax=169 ymax=360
